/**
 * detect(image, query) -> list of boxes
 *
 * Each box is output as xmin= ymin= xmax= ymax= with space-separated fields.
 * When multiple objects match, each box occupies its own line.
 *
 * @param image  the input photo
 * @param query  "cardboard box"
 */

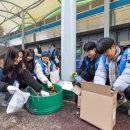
xmin=72 ymin=82 xmax=118 ymax=130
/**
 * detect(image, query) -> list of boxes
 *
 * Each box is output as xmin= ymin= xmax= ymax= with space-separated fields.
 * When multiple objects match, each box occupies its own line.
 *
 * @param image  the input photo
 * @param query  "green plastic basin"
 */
xmin=25 ymin=84 xmax=63 ymax=115
xmin=63 ymin=89 xmax=75 ymax=101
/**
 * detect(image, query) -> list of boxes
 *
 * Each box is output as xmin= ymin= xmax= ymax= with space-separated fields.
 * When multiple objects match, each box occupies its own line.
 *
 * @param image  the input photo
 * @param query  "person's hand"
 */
xmin=47 ymin=81 xmax=54 ymax=90
xmin=7 ymin=85 xmax=19 ymax=94
xmin=33 ymin=76 xmax=36 ymax=80
xmin=40 ymin=90 xmax=50 ymax=97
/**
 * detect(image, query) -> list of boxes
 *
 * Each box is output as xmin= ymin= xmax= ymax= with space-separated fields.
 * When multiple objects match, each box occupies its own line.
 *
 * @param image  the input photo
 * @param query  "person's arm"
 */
xmin=22 ymin=68 xmax=42 ymax=92
xmin=35 ymin=63 xmax=49 ymax=84
xmin=94 ymin=57 xmax=107 ymax=85
xmin=113 ymin=49 xmax=130 ymax=91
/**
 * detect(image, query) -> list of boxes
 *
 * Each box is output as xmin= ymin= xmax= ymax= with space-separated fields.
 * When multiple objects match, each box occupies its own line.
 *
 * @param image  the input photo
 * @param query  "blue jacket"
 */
xmin=37 ymin=60 xmax=55 ymax=75
xmin=85 ymin=56 xmax=100 ymax=72
xmin=53 ymin=48 xmax=59 ymax=57
xmin=94 ymin=48 xmax=130 ymax=91
xmin=79 ymin=54 xmax=101 ymax=75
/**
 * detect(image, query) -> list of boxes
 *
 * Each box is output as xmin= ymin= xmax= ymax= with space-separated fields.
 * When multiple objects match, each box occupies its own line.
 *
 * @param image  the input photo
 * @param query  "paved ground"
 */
xmin=0 ymin=97 xmax=130 ymax=130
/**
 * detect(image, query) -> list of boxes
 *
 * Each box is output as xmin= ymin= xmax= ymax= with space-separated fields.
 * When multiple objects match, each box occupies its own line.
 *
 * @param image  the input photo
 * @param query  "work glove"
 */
xmin=40 ymin=90 xmax=50 ymax=97
xmin=74 ymin=74 xmax=82 ymax=82
xmin=77 ymin=69 xmax=82 ymax=75
xmin=7 ymin=85 xmax=19 ymax=94
xmin=47 ymin=81 xmax=54 ymax=90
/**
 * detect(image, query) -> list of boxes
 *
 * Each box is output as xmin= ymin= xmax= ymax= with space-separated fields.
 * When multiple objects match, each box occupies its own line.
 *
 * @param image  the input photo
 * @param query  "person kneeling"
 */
xmin=77 ymin=42 xmax=101 ymax=82
xmin=35 ymin=51 xmax=56 ymax=91
xmin=94 ymin=37 xmax=130 ymax=107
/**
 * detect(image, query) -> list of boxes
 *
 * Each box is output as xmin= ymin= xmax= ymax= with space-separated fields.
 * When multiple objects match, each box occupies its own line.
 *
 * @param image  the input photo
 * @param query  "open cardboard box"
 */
xmin=72 ymin=82 xmax=119 ymax=130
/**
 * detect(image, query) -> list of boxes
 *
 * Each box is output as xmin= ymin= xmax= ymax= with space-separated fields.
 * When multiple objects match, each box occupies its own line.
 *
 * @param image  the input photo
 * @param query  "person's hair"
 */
xmin=25 ymin=49 xmax=34 ymax=58
xmin=19 ymin=49 xmax=25 ymax=61
xmin=3 ymin=47 xmax=26 ymax=78
xmin=25 ymin=49 xmax=35 ymax=73
xmin=51 ymin=44 xmax=55 ymax=48
xmin=96 ymin=37 xmax=115 ymax=54
xmin=0 ymin=53 xmax=5 ymax=60
xmin=36 ymin=43 xmax=42 ymax=54
xmin=18 ymin=49 xmax=25 ymax=76
xmin=83 ymin=42 xmax=96 ymax=52
xmin=3 ymin=47 xmax=18 ymax=77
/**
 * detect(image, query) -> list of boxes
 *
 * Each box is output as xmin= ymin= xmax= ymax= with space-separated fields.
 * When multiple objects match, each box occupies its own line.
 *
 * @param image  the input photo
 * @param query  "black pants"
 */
xmin=117 ymin=86 xmax=130 ymax=100
xmin=81 ymin=71 xmax=94 ymax=82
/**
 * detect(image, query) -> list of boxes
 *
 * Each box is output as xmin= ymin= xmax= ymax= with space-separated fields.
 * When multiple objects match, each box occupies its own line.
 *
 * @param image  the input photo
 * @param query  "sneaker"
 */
xmin=2 ymin=100 xmax=8 ymax=107
xmin=117 ymin=96 xmax=127 ymax=108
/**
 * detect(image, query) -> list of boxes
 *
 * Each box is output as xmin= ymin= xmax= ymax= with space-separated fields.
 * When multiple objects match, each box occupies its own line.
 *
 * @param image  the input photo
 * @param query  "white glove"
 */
xmin=47 ymin=81 xmax=54 ymax=90
xmin=47 ymin=81 xmax=52 ymax=87
xmin=7 ymin=85 xmax=19 ymax=94
xmin=55 ymin=57 xmax=59 ymax=64
xmin=40 ymin=90 xmax=50 ymax=97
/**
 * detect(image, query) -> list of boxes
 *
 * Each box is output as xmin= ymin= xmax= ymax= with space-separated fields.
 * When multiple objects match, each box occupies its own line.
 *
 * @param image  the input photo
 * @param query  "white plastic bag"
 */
xmin=6 ymin=89 xmax=30 ymax=114
xmin=50 ymin=69 xmax=60 ymax=84
xmin=57 ymin=81 xmax=73 ymax=91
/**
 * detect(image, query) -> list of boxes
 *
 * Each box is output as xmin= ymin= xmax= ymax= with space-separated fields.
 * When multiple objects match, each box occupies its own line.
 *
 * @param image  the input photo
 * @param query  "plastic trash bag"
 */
xmin=57 ymin=81 xmax=73 ymax=91
xmin=6 ymin=89 xmax=30 ymax=114
xmin=50 ymin=69 xmax=60 ymax=84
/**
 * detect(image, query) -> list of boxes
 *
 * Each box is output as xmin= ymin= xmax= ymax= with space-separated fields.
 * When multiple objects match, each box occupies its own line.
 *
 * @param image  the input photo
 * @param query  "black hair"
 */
xmin=19 ymin=49 xmax=25 ymax=61
xmin=83 ymin=42 xmax=96 ymax=52
xmin=51 ymin=44 xmax=55 ymax=47
xmin=25 ymin=49 xmax=34 ymax=58
xmin=96 ymin=37 xmax=115 ymax=54
xmin=0 ymin=53 xmax=5 ymax=60
xmin=3 ymin=47 xmax=27 ymax=78
xmin=25 ymin=49 xmax=35 ymax=73
xmin=3 ymin=47 xmax=19 ymax=77
xmin=36 ymin=44 xmax=42 ymax=54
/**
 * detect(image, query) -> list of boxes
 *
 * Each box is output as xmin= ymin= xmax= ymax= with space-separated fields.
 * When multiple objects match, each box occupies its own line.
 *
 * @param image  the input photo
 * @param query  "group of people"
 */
xmin=0 ymin=43 xmax=60 ymax=106
xmin=77 ymin=37 xmax=130 ymax=106
xmin=0 ymin=37 xmax=130 ymax=110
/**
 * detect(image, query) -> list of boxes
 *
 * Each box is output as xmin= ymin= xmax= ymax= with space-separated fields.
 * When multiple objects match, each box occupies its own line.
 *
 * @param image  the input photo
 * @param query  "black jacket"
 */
xmin=0 ymin=81 xmax=8 ymax=92
xmin=22 ymin=69 xmax=41 ymax=91
xmin=1 ymin=65 xmax=42 ymax=92
xmin=25 ymin=60 xmax=35 ymax=75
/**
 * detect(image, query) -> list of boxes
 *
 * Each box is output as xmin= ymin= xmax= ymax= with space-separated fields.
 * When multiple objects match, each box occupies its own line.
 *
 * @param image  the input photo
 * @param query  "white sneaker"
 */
xmin=2 ymin=100 xmax=8 ymax=107
xmin=117 ymin=96 xmax=127 ymax=108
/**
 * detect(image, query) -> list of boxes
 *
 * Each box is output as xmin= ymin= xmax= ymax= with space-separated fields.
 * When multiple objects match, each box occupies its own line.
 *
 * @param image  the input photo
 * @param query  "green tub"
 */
xmin=63 ymin=89 xmax=75 ymax=101
xmin=25 ymin=84 xmax=63 ymax=115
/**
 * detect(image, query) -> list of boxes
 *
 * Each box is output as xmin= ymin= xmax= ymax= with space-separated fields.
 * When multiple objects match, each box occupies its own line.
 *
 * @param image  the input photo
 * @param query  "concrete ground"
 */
xmin=0 ymin=95 xmax=130 ymax=130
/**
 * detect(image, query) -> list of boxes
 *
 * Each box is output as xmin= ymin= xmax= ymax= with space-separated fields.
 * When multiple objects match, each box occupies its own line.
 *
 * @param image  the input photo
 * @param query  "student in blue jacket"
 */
xmin=77 ymin=42 xmax=101 ymax=82
xmin=35 ymin=51 xmax=56 ymax=90
xmin=94 ymin=37 xmax=130 ymax=106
